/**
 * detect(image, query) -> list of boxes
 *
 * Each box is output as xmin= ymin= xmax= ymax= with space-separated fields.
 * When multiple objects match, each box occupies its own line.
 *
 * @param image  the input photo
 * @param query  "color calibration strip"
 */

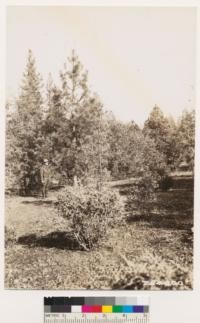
xmin=45 ymin=304 xmax=148 ymax=313
xmin=44 ymin=297 xmax=150 ymax=322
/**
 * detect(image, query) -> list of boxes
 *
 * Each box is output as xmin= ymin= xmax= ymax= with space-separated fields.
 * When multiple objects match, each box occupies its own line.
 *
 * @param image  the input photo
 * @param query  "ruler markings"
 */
xmin=44 ymin=298 xmax=150 ymax=323
xmin=44 ymin=314 xmax=149 ymax=323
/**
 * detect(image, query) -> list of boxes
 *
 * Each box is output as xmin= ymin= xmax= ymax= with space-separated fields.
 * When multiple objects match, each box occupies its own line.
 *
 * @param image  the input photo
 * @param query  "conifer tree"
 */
xmin=143 ymin=105 xmax=176 ymax=169
xmin=176 ymin=109 xmax=195 ymax=170
xmin=7 ymin=50 xmax=44 ymax=194
xmin=43 ymin=83 xmax=71 ymax=181
xmin=46 ymin=50 xmax=109 ymax=186
xmin=107 ymin=116 xmax=166 ymax=180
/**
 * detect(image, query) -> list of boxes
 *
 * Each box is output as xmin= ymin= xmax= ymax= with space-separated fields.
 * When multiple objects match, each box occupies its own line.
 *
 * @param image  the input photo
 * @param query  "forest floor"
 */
xmin=5 ymin=184 xmax=193 ymax=290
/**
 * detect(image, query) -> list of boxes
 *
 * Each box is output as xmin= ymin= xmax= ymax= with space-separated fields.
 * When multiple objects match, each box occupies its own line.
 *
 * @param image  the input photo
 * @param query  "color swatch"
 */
xmin=44 ymin=297 xmax=149 ymax=314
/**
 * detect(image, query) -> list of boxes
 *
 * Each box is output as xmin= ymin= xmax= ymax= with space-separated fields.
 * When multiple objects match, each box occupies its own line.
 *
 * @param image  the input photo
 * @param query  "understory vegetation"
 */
xmin=5 ymin=183 xmax=193 ymax=290
xmin=5 ymin=49 xmax=194 ymax=290
xmin=6 ymin=50 xmax=194 ymax=195
xmin=56 ymin=185 xmax=124 ymax=250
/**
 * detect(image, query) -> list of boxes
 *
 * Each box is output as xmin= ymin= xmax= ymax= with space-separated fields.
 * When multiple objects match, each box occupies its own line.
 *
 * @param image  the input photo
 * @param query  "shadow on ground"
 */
xmin=21 ymin=199 xmax=55 ymax=206
xmin=126 ymin=212 xmax=193 ymax=231
xmin=17 ymin=231 xmax=79 ymax=250
xmin=126 ymin=188 xmax=193 ymax=231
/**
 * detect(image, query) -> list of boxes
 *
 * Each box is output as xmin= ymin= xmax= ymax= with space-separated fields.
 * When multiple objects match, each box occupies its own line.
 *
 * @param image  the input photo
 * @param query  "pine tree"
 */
xmin=7 ymin=50 xmax=44 ymax=194
xmin=43 ymin=83 xmax=71 ymax=181
xmin=143 ymin=105 xmax=176 ymax=169
xmin=176 ymin=109 xmax=195 ymax=171
xmin=56 ymin=50 xmax=109 ymax=185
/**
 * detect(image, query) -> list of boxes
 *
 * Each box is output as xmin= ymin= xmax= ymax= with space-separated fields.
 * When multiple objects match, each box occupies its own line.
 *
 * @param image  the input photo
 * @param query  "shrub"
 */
xmin=56 ymin=185 xmax=124 ymax=250
xmin=110 ymin=257 xmax=192 ymax=290
xmin=5 ymin=226 xmax=17 ymax=247
xmin=159 ymin=175 xmax=173 ymax=191
xmin=126 ymin=173 xmax=159 ymax=216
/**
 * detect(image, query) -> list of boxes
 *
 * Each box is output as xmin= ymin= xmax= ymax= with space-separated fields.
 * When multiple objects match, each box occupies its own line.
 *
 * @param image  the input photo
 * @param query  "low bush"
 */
xmin=5 ymin=226 xmax=17 ymax=247
xmin=110 ymin=256 xmax=192 ymax=290
xmin=126 ymin=174 xmax=158 ymax=216
xmin=159 ymin=175 xmax=173 ymax=191
xmin=56 ymin=185 xmax=124 ymax=251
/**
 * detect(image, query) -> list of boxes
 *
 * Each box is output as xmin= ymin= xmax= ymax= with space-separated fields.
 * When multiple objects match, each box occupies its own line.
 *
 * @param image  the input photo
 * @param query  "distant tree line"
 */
xmin=5 ymin=50 xmax=195 ymax=194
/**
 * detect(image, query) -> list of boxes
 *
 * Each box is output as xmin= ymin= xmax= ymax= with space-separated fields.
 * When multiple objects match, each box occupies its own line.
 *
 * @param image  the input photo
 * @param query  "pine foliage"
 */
xmin=6 ymin=50 xmax=44 ymax=194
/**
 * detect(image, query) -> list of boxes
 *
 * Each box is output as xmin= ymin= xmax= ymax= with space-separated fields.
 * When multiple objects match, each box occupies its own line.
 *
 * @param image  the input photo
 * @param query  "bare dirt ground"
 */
xmin=5 ymin=188 xmax=193 ymax=290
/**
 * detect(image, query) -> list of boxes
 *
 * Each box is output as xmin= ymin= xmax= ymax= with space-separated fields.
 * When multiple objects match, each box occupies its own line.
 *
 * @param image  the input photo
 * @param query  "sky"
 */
xmin=6 ymin=6 xmax=196 ymax=125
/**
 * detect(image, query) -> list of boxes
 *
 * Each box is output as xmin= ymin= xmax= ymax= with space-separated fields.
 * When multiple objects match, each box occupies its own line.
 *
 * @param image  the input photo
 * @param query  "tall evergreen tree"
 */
xmin=6 ymin=50 xmax=44 ymax=194
xmin=44 ymin=50 xmax=109 ymax=186
xmin=143 ymin=105 xmax=176 ymax=169
xmin=43 ymin=84 xmax=71 ymax=180
xmin=176 ymin=109 xmax=195 ymax=170
xmin=107 ymin=115 xmax=166 ymax=180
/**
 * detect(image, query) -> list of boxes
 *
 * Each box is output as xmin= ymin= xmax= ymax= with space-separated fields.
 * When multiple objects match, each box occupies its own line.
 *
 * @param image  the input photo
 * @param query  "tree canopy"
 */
xmin=6 ymin=50 xmax=195 ymax=194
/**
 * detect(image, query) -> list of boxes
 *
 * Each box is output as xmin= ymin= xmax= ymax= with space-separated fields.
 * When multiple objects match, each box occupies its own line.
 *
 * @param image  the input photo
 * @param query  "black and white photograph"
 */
xmin=5 ymin=5 xmax=195 ymax=290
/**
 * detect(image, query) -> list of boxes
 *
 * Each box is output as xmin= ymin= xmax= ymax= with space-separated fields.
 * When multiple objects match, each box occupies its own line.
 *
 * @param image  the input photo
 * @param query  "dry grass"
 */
xmin=5 ymin=187 xmax=193 ymax=290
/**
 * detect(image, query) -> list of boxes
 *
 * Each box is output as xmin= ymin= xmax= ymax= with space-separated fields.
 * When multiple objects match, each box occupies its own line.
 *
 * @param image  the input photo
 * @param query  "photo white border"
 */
xmin=0 ymin=1 xmax=200 ymax=322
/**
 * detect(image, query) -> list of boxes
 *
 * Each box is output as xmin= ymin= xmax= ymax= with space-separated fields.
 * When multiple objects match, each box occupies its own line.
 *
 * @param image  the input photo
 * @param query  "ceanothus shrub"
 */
xmin=56 ymin=185 xmax=124 ymax=250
